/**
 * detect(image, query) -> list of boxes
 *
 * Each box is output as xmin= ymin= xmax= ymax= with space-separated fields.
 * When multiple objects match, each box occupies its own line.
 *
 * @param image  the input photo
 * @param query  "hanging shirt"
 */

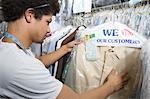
xmin=73 ymin=0 xmax=92 ymax=13
xmin=138 ymin=39 xmax=150 ymax=99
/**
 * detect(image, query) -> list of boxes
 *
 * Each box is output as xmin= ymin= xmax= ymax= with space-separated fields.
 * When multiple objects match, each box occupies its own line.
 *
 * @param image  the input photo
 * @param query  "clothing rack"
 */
xmin=0 ymin=6 xmax=3 ymax=22
xmin=61 ymin=0 xmax=150 ymax=39
xmin=92 ymin=2 xmax=130 ymax=12
xmin=73 ymin=0 xmax=150 ymax=16
xmin=94 ymin=1 xmax=149 ymax=11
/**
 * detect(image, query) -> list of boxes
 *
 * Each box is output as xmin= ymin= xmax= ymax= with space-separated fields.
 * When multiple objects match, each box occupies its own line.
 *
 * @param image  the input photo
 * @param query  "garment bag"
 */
xmin=63 ymin=22 xmax=147 ymax=99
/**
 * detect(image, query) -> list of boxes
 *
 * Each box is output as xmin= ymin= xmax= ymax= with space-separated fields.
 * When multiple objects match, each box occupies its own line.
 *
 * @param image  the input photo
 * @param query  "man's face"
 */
xmin=32 ymin=15 xmax=52 ymax=43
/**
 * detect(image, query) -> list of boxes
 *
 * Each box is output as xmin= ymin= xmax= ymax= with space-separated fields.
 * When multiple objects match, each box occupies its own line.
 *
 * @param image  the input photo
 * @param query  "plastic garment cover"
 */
xmin=73 ymin=0 xmax=92 ymax=13
xmin=92 ymin=0 xmax=129 ymax=7
xmin=0 ymin=21 xmax=7 ymax=41
xmin=63 ymin=37 xmax=141 ymax=99
xmin=0 ymin=21 xmax=7 ymax=34
xmin=137 ymin=39 xmax=150 ymax=99
xmin=129 ymin=0 xmax=145 ymax=5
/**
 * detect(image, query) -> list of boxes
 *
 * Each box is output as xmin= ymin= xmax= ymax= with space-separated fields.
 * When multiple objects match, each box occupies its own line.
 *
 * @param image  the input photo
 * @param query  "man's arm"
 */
xmin=57 ymin=69 xmax=128 ymax=99
xmin=38 ymin=40 xmax=81 ymax=67
xmin=57 ymin=82 xmax=113 ymax=99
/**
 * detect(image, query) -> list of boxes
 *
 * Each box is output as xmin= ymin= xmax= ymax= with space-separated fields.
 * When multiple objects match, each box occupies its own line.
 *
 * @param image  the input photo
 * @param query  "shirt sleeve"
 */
xmin=6 ymin=58 xmax=63 ymax=99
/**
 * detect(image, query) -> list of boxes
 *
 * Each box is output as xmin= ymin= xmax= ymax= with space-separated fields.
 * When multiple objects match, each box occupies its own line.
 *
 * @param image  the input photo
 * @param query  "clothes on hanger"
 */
xmin=55 ymin=25 xmax=86 ymax=81
xmin=0 ymin=21 xmax=7 ymax=34
xmin=63 ymin=22 xmax=147 ymax=99
xmin=129 ymin=0 xmax=146 ymax=5
xmin=52 ymin=28 xmax=77 ymax=77
xmin=62 ymin=2 xmax=150 ymax=39
xmin=40 ymin=25 xmax=84 ymax=76
xmin=46 ymin=26 xmax=73 ymax=75
xmin=93 ymin=0 xmax=123 ymax=7
xmin=73 ymin=0 xmax=92 ymax=13
xmin=55 ymin=29 xmax=77 ymax=81
xmin=136 ymin=39 xmax=150 ymax=99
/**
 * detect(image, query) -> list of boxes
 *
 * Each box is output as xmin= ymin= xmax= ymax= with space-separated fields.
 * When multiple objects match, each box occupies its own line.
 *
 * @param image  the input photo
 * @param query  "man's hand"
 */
xmin=106 ymin=69 xmax=129 ymax=93
xmin=38 ymin=39 xmax=82 ymax=67
xmin=62 ymin=39 xmax=82 ymax=52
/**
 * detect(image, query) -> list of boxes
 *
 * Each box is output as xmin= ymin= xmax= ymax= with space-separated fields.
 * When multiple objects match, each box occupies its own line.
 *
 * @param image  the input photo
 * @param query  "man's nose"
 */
xmin=46 ymin=27 xmax=52 ymax=37
xmin=47 ymin=26 xmax=51 ymax=33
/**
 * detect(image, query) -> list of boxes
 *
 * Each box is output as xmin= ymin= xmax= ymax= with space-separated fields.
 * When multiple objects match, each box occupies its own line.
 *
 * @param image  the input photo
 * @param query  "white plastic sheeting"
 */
xmin=63 ymin=22 xmax=147 ymax=99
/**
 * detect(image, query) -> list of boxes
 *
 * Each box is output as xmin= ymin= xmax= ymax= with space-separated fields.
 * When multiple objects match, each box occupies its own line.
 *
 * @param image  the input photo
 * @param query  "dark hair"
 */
xmin=2 ymin=0 xmax=60 ymax=22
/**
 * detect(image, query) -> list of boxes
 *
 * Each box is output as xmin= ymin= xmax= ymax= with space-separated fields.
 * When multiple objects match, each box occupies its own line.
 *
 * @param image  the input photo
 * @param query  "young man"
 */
xmin=0 ymin=0 xmax=128 ymax=99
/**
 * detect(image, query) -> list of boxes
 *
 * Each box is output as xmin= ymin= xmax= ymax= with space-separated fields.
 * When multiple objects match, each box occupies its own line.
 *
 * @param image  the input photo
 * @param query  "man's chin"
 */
xmin=39 ymin=40 xmax=44 ymax=43
xmin=35 ymin=40 xmax=44 ymax=44
xmin=34 ymin=38 xmax=46 ymax=43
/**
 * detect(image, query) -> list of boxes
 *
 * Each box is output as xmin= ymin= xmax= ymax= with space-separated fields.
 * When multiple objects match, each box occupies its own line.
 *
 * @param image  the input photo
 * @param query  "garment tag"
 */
xmin=85 ymin=41 xmax=98 ymax=61
xmin=80 ymin=22 xmax=147 ymax=48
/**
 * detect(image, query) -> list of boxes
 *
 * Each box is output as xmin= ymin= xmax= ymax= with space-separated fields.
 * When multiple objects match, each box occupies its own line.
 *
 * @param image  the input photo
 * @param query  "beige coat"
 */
xmin=64 ymin=42 xmax=141 ymax=99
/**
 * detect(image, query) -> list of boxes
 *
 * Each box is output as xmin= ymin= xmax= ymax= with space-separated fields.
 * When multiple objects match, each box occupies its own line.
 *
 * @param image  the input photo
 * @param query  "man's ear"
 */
xmin=24 ymin=8 xmax=34 ymax=23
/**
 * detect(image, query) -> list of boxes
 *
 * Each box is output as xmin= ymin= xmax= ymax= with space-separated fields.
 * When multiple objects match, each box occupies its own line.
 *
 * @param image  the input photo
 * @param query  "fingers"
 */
xmin=110 ymin=69 xmax=116 ymax=74
xmin=122 ymin=74 xmax=129 ymax=82
xmin=73 ymin=39 xmax=83 ymax=45
xmin=109 ymin=69 xmax=117 ymax=76
xmin=122 ymin=75 xmax=130 ymax=89
xmin=68 ymin=39 xmax=82 ymax=47
xmin=111 ymin=68 xmax=129 ymax=81
xmin=64 ymin=39 xmax=83 ymax=52
xmin=121 ymin=68 xmax=128 ymax=77
xmin=119 ymin=71 xmax=130 ymax=91
xmin=107 ymin=68 xmax=130 ymax=92
xmin=121 ymin=69 xmax=130 ymax=84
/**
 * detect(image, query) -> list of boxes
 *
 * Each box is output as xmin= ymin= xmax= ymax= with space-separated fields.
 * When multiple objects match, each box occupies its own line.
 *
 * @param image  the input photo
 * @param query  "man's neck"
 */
xmin=2 ymin=21 xmax=32 ymax=49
